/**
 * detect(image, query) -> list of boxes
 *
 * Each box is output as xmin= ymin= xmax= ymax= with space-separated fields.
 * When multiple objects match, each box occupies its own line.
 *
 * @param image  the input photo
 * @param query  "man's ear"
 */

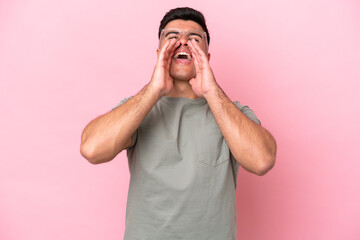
xmin=207 ymin=52 xmax=211 ymax=61
xmin=157 ymin=48 xmax=160 ymax=58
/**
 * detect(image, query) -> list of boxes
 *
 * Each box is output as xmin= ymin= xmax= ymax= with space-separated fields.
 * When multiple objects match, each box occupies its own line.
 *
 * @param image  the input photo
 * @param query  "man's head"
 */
xmin=157 ymin=7 xmax=211 ymax=82
xmin=158 ymin=7 xmax=210 ymax=45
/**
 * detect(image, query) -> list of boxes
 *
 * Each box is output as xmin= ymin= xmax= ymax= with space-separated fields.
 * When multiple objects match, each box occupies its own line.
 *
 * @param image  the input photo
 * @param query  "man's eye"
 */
xmin=188 ymin=36 xmax=201 ymax=42
xmin=165 ymin=31 xmax=181 ymax=39
xmin=166 ymin=33 xmax=180 ymax=39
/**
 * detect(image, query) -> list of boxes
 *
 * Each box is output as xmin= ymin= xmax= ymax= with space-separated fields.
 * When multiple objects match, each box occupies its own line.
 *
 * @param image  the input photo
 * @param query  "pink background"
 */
xmin=1 ymin=0 xmax=359 ymax=239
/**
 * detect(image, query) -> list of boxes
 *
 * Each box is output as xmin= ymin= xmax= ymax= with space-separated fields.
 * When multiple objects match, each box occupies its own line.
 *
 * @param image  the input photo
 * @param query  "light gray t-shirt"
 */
xmin=116 ymin=96 xmax=260 ymax=240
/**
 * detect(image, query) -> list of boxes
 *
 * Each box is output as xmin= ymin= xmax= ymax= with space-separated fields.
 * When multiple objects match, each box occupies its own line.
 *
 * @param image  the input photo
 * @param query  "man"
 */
xmin=80 ymin=7 xmax=276 ymax=240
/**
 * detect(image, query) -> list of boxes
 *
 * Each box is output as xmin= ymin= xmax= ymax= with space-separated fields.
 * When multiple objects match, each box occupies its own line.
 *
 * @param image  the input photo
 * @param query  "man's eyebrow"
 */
xmin=188 ymin=32 xmax=202 ymax=38
xmin=165 ymin=31 xmax=180 ymax=37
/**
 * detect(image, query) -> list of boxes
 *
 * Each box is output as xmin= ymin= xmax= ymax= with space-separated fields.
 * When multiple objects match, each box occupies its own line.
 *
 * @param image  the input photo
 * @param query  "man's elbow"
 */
xmin=255 ymin=138 xmax=277 ymax=176
xmin=80 ymin=142 xmax=112 ymax=165
xmin=80 ymin=143 xmax=99 ymax=164
xmin=254 ymin=155 xmax=276 ymax=176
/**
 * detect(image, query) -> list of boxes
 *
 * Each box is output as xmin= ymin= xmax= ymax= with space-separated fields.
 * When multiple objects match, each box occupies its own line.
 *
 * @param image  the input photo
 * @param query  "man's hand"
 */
xmin=150 ymin=38 xmax=181 ymax=96
xmin=188 ymin=39 xmax=219 ymax=98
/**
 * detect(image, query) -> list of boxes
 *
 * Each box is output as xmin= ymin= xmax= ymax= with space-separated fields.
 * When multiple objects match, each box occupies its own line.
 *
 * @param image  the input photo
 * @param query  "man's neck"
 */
xmin=167 ymin=79 xmax=199 ymax=99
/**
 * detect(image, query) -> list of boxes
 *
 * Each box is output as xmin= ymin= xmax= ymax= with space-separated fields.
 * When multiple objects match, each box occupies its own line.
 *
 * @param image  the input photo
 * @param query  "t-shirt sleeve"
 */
xmin=112 ymin=96 xmax=134 ymax=110
xmin=112 ymin=96 xmax=138 ymax=148
xmin=230 ymin=101 xmax=261 ymax=183
xmin=233 ymin=101 xmax=261 ymax=125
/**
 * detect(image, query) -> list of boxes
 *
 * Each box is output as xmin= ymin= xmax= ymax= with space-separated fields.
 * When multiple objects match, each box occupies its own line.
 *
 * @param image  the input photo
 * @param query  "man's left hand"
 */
xmin=188 ymin=39 xmax=219 ymax=98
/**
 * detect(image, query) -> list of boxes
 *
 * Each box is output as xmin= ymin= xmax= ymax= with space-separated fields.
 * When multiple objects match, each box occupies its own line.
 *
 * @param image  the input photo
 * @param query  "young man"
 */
xmin=81 ymin=7 xmax=276 ymax=240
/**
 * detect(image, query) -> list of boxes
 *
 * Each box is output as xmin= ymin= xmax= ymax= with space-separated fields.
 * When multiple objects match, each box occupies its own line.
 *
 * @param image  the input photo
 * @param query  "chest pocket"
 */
xmin=196 ymin=125 xmax=230 ymax=167
xmin=180 ymin=111 xmax=230 ymax=167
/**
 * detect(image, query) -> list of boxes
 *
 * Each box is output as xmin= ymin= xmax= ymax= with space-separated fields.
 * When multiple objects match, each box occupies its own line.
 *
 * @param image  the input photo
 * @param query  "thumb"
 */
xmin=189 ymin=78 xmax=196 ymax=86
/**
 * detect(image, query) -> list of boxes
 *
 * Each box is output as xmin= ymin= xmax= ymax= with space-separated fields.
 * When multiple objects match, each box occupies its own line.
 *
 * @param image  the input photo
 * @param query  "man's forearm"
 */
xmin=80 ymin=83 xmax=161 ymax=164
xmin=204 ymin=87 xmax=276 ymax=176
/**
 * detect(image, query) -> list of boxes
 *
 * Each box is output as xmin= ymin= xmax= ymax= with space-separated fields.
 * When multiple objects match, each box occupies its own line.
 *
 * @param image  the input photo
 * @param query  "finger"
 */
xmin=188 ymin=40 xmax=197 ymax=58
xmin=163 ymin=39 xmax=180 ymax=70
xmin=189 ymin=39 xmax=208 ymax=63
xmin=189 ymin=78 xmax=195 ymax=86
xmin=189 ymin=78 xmax=194 ymax=86
xmin=170 ymin=39 xmax=181 ymax=52
xmin=166 ymin=39 xmax=180 ymax=63
xmin=187 ymin=40 xmax=197 ymax=56
xmin=158 ymin=39 xmax=172 ymax=62
xmin=188 ymin=41 xmax=201 ymax=69
xmin=168 ymin=40 xmax=181 ymax=59
xmin=158 ymin=39 xmax=177 ymax=65
xmin=162 ymin=38 xmax=176 ymax=57
xmin=191 ymin=48 xmax=200 ymax=71
xmin=188 ymin=40 xmax=203 ymax=65
xmin=164 ymin=39 xmax=180 ymax=61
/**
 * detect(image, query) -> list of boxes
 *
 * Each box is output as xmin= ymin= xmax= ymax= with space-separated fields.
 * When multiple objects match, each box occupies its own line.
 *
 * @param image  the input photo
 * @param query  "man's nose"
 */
xmin=178 ymin=34 xmax=188 ymax=46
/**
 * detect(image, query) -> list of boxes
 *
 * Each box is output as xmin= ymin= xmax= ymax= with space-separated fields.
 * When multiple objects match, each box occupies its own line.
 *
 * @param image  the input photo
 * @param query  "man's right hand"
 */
xmin=149 ymin=38 xmax=180 ymax=96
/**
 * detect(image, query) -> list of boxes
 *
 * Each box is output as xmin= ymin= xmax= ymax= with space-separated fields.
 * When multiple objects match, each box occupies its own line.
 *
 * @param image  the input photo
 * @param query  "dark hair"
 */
xmin=158 ymin=7 xmax=210 ymax=44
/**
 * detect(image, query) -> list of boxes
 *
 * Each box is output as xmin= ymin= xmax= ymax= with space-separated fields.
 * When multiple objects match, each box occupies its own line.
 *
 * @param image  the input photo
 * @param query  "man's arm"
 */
xmin=80 ymin=84 xmax=160 ymax=164
xmin=80 ymin=39 xmax=180 ymax=164
xmin=188 ymin=39 xmax=276 ymax=176
xmin=205 ymin=88 xmax=276 ymax=176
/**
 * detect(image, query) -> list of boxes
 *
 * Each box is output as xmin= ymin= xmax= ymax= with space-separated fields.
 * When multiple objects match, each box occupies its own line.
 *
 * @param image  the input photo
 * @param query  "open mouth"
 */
xmin=173 ymin=52 xmax=192 ymax=61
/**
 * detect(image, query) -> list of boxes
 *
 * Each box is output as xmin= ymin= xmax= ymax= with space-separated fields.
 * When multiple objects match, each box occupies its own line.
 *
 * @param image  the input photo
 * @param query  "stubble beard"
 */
xmin=169 ymin=62 xmax=196 ymax=81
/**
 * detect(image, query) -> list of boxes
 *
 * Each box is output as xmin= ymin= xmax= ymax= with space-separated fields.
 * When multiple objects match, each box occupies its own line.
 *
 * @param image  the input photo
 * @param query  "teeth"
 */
xmin=174 ymin=52 xmax=192 ymax=60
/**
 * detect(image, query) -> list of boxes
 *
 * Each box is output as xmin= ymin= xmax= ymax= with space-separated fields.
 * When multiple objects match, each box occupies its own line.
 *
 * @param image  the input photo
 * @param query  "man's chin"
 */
xmin=170 ymin=63 xmax=196 ymax=81
xmin=170 ymin=74 xmax=194 ymax=81
xmin=170 ymin=71 xmax=195 ymax=81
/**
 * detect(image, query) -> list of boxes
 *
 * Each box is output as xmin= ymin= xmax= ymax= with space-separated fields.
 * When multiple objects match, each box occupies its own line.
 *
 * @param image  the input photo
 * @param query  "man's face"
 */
xmin=158 ymin=19 xmax=210 ymax=81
